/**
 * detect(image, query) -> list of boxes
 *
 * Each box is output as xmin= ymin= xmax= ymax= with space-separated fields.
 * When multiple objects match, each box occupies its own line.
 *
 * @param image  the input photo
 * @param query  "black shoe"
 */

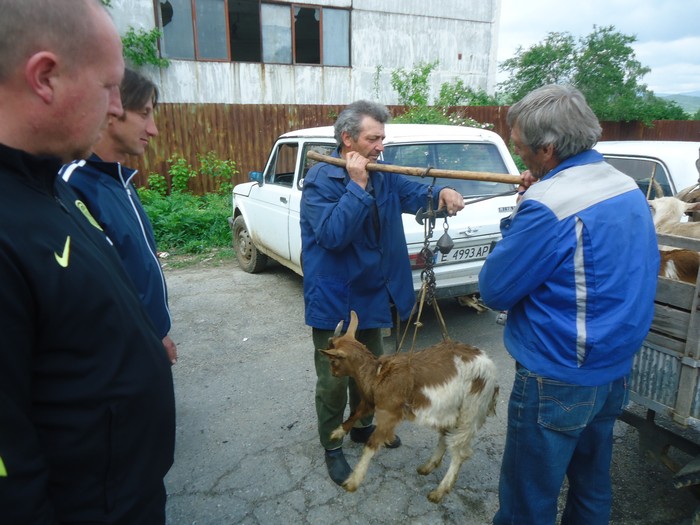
xmin=350 ymin=425 xmax=402 ymax=448
xmin=324 ymin=448 xmax=351 ymax=486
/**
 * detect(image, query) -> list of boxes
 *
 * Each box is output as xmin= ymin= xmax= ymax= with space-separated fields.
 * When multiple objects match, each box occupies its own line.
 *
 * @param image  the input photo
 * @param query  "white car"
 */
xmin=229 ymin=124 xmax=520 ymax=300
xmin=595 ymin=140 xmax=700 ymax=197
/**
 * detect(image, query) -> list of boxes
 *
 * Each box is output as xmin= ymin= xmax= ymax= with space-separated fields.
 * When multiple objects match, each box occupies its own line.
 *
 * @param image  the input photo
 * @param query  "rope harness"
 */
xmin=395 ymin=169 xmax=517 ymax=353
xmin=397 ymin=168 xmax=452 ymax=352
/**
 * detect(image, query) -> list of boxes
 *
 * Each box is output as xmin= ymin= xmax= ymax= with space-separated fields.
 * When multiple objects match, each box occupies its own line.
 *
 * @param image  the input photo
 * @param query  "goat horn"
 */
xmin=347 ymin=310 xmax=359 ymax=338
xmin=333 ymin=319 xmax=344 ymax=337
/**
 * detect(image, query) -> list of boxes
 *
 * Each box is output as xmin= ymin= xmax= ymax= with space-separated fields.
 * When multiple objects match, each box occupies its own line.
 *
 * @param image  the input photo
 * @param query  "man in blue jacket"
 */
xmin=61 ymin=68 xmax=177 ymax=364
xmin=479 ymin=84 xmax=659 ymax=525
xmin=300 ymin=100 xmax=465 ymax=485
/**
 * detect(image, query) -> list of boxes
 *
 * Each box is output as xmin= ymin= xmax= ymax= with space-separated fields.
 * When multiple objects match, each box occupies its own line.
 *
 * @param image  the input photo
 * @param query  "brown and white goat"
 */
xmin=659 ymin=249 xmax=700 ymax=284
xmin=648 ymin=197 xmax=700 ymax=236
xmin=321 ymin=311 xmax=499 ymax=503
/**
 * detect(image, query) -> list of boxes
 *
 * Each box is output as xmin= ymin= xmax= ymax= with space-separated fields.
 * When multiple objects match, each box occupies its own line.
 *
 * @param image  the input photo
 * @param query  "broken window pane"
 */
xmin=159 ymin=0 xmax=195 ymax=59
xmin=229 ymin=0 xmax=261 ymax=62
xmin=294 ymin=7 xmax=320 ymax=64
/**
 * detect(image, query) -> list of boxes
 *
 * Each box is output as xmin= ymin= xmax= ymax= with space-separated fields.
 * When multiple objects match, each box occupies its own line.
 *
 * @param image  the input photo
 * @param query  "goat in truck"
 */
xmin=321 ymin=311 xmax=498 ymax=503
xmin=648 ymin=197 xmax=700 ymax=283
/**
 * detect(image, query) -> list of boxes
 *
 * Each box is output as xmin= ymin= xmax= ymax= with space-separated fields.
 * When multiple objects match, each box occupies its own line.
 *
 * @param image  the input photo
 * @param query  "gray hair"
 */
xmin=334 ymin=100 xmax=391 ymax=145
xmin=506 ymin=84 xmax=601 ymax=161
xmin=0 ymin=0 xmax=107 ymax=82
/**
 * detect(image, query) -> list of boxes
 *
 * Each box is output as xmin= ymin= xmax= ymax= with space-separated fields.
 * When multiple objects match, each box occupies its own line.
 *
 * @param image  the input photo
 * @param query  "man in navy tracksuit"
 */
xmin=0 ymin=2 xmax=175 ymax=523
xmin=60 ymin=68 xmax=177 ymax=364
xmin=479 ymin=84 xmax=659 ymax=525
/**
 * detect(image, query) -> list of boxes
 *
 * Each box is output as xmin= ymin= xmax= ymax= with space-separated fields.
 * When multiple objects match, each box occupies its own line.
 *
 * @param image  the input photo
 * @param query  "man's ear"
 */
xmin=340 ymin=131 xmax=353 ymax=149
xmin=24 ymin=51 xmax=59 ymax=105
xmin=540 ymin=143 xmax=555 ymax=161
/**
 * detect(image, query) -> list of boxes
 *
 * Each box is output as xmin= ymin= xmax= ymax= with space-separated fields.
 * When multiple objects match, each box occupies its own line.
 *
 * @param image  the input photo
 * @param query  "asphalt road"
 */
xmin=162 ymin=258 xmax=699 ymax=525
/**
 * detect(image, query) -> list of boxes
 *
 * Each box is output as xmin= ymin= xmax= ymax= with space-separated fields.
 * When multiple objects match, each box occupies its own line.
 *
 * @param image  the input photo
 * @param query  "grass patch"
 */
xmin=137 ymin=152 xmax=237 ymax=258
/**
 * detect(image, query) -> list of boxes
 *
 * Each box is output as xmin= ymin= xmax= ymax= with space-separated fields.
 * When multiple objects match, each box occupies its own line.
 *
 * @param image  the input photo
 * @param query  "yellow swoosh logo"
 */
xmin=75 ymin=200 xmax=103 ymax=231
xmin=55 ymin=236 xmax=71 ymax=268
xmin=0 ymin=455 xmax=6 ymax=477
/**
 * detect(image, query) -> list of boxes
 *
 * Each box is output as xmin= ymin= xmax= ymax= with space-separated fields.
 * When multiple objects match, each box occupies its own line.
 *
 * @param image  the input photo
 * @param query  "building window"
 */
xmin=155 ymin=0 xmax=350 ymax=66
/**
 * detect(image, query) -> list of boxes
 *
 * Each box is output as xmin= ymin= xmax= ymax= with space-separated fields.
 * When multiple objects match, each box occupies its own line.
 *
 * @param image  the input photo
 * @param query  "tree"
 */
xmin=387 ymin=62 xmax=494 ymax=128
xmin=498 ymin=25 xmax=687 ymax=123
xmin=499 ymin=32 xmax=576 ymax=102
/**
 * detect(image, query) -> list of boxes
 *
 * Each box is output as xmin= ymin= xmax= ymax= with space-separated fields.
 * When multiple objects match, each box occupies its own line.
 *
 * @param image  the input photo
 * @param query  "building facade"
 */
xmin=110 ymin=0 xmax=502 ymax=104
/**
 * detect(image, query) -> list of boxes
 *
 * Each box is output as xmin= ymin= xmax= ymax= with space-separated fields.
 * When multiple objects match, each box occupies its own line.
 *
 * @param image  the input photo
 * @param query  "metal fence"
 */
xmin=125 ymin=104 xmax=700 ymax=193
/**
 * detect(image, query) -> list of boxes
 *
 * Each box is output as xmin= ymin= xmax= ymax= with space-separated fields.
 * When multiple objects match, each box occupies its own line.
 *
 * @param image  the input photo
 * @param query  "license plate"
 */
xmin=435 ymin=243 xmax=491 ymax=264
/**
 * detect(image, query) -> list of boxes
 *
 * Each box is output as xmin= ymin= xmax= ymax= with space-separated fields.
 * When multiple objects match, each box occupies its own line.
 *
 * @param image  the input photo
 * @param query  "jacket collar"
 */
xmin=542 ymin=149 xmax=604 ymax=181
xmin=84 ymin=153 xmax=138 ymax=186
xmin=0 ymin=142 xmax=62 ymax=194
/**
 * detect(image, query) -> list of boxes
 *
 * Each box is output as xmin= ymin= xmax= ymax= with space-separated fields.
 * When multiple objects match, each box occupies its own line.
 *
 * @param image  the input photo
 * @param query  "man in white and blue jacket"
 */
xmin=480 ymin=84 xmax=659 ymax=525
xmin=301 ymin=100 xmax=465 ymax=486
xmin=61 ymin=68 xmax=177 ymax=364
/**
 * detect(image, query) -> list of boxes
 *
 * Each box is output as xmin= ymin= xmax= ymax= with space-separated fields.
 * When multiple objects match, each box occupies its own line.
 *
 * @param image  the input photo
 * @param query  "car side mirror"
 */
xmin=249 ymin=171 xmax=263 ymax=184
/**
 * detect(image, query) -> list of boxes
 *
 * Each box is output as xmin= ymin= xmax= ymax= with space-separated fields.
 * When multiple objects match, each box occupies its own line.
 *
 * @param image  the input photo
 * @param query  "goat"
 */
xmin=659 ymin=249 xmax=700 ymax=284
xmin=321 ymin=310 xmax=499 ymax=503
xmin=648 ymin=197 xmax=700 ymax=237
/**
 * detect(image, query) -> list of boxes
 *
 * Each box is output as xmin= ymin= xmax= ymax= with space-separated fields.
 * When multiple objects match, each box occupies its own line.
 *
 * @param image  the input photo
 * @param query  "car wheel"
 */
xmin=231 ymin=215 xmax=268 ymax=273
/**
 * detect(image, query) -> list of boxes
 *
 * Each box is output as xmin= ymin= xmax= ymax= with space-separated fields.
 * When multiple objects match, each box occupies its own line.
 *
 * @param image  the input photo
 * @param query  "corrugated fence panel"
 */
xmin=126 ymin=104 xmax=700 ymax=193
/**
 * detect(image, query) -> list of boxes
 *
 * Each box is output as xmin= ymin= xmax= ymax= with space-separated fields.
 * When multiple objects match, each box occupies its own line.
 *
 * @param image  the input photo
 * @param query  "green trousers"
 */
xmin=312 ymin=327 xmax=385 ymax=450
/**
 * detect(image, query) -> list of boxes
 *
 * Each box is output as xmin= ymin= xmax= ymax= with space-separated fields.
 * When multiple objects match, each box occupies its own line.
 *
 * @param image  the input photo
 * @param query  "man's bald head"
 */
xmin=0 ymin=0 xmax=113 ymax=82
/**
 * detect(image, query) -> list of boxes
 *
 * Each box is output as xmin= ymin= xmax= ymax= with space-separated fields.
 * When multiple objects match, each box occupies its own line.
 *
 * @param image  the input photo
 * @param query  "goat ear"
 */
xmin=347 ymin=310 xmax=359 ymax=339
xmin=321 ymin=348 xmax=345 ymax=359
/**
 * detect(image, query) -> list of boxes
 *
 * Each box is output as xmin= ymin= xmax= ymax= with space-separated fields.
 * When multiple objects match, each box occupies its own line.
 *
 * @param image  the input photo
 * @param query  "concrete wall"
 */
xmin=108 ymin=0 xmax=500 ymax=104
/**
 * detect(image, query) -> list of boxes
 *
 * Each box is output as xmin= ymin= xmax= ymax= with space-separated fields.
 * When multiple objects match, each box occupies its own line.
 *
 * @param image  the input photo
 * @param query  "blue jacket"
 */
xmin=300 ymin=150 xmax=444 ymax=330
xmin=479 ymin=150 xmax=660 ymax=386
xmin=60 ymin=155 xmax=172 ymax=339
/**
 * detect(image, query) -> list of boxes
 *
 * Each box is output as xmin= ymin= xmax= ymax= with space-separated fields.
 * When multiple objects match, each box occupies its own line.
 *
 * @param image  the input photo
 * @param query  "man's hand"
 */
xmin=438 ymin=188 xmax=465 ymax=216
xmin=163 ymin=335 xmax=178 ymax=365
xmin=517 ymin=170 xmax=538 ymax=203
xmin=345 ymin=151 xmax=370 ymax=189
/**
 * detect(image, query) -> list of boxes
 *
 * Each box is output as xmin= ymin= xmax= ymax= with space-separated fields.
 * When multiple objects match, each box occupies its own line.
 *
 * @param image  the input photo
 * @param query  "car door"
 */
xmin=245 ymin=140 xmax=299 ymax=260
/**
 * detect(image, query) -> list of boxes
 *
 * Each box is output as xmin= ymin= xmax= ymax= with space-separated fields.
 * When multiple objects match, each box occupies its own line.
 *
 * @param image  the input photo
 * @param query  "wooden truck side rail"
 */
xmin=620 ymin=232 xmax=700 ymax=495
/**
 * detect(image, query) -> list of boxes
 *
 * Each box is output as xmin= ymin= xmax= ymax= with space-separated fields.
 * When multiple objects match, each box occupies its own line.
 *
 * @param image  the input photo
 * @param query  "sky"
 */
xmin=496 ymin=0 xmax=700 ymax=95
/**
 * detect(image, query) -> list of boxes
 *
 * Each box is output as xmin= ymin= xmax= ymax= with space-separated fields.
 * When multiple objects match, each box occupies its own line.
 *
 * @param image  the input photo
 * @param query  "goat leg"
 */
xmin=342 ymin=445 xmax=377 ymax=492
xmin=428 ymin=425 xmax=477 ymax=503
xmin=331 ymin=398 xmax=374 ymax=440
xmin=418 ymin=430 xmax=447 ymax=476
xmin=428 ymin=452 xmax=467 ymax=503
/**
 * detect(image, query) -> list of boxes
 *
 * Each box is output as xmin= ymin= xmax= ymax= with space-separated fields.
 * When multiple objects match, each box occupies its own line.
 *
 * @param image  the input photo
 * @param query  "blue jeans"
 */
xmin=493 ymin=366 xmax=628 ymax=525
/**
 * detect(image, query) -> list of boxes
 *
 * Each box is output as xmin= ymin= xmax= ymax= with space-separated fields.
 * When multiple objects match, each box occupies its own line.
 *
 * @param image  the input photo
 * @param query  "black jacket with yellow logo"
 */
xmin=0 ymin=143 xmax=175 ymax=524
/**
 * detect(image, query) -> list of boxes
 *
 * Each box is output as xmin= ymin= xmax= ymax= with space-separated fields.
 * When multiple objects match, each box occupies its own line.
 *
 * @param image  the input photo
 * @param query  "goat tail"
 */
xmin=488 ymin=384 xmax=500 ymax=417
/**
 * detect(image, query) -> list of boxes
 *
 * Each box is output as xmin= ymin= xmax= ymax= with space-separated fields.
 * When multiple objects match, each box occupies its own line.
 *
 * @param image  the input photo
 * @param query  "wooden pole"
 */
xmin=306 ymin=150 xmax=522 ymax=185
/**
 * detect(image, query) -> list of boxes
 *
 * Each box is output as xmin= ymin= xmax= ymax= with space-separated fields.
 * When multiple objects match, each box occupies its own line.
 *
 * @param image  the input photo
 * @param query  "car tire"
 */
xmin=231 ymin=215 xmax=268 ymax=273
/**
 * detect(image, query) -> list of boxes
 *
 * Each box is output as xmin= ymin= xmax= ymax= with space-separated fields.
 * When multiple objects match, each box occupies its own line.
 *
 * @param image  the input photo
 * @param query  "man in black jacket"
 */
xmin=0 ymin=1 xmax=176 ymax=524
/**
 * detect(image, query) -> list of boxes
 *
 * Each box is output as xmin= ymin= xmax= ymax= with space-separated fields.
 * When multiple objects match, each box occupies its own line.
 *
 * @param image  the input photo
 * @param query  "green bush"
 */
xmin=138 ymin=153 xmax=234 ymax=254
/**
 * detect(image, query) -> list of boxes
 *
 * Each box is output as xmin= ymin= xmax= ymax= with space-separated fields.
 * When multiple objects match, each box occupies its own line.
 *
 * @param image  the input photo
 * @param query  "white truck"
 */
xmin=228 ymin=123 xmax=521 ymax=302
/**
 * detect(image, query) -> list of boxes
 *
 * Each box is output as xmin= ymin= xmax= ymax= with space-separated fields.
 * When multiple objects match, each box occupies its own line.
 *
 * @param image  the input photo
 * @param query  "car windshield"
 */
xmin=382 ymin=142 xmax=514 ymax=198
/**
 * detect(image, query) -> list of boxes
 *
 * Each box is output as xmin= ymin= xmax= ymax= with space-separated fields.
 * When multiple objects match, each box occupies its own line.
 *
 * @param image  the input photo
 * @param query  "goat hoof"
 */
xmin=342 ymin=480 xmax=358 ymax=493
xmin=417 ymin=466 xmax=431 ymax=476
xmin=330 ymin=428 xmax=346 ymax=440
xmin=427 ymin=490 xmax=444 ymax=504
